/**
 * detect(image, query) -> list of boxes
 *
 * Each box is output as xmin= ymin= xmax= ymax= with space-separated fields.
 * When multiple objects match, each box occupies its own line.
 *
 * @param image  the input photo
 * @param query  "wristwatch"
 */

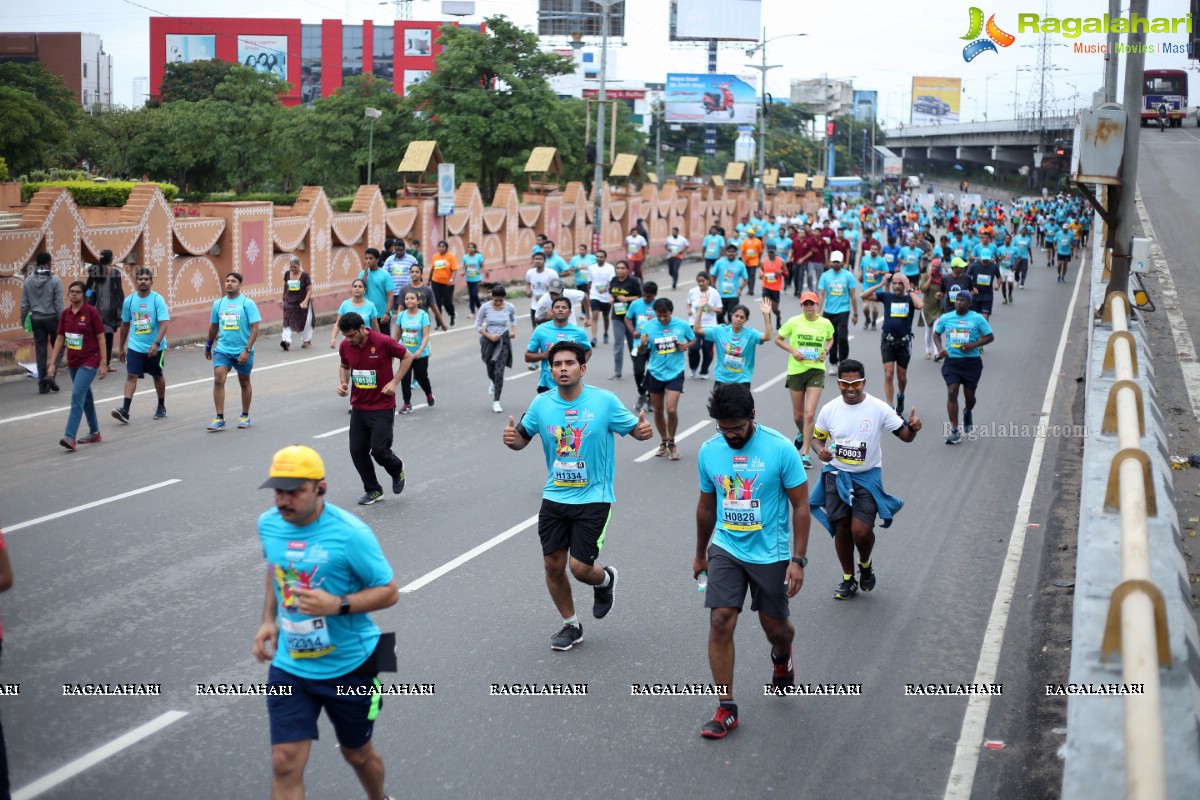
xmin=791 ymin=556 xmax=808 ymax=568
xmin=338 ymin=596 xmax=351 ymax=615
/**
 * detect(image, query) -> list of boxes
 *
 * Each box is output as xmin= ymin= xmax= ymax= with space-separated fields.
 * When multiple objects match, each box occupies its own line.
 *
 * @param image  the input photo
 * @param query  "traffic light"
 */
xmin=1055 ymin=146 xmax=1066 ymax=157
xmin=827 ymin=120 xmax=836 ymax=137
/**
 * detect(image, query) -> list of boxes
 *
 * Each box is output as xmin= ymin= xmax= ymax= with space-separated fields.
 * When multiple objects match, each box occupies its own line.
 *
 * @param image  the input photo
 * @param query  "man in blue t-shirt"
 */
xmin=526 ymin=297 xmax=593 ymax=393
xmin=206 ymin=272 xmax=261 ymax=431
xmin=934 ymin=293 xmax=995 ymax=445
xmin=1054 ymin=226 xmax=1075 ymax=283
xmin=113 ymin=267 xmax=170 ymax=422
xmin=357 ymin=248 xmax=393 ymax=333
xmin=702 ymin=226 xmax=726 ymax=270
xmin=694 ymin=382 xmax=810 ymax=739
xmin=504 ymin=341 xmax=653 ymax=651
xmin=817 ymin=251 xmax=858 ymax=373
xmin=638 ymin=297 xmax=696 ymax=460
xmin=253 ymin=445 xmax=400 ymax=800
xmin=712 ymin=245 xmax=749 ymax=320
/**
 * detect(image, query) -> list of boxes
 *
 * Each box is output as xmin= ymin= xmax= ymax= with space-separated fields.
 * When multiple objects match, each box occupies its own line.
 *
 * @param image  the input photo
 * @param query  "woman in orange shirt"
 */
xmin=429 ymin=240 xmax=460 ymax=326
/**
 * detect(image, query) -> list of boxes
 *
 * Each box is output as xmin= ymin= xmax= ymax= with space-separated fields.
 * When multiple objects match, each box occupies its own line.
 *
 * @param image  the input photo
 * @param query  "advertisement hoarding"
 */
xmin=237 ymin=35 xmax=288 ymax=80
xmin=883 ymin=156 xmax=903 ymax=177
xmin=670 ymin=0 xmax=762 ymax=42
xmin=665 ymin=73 xmax=756 ymax=126
xmin=910 ymin=77 xmax=961 ymax=125
xmin=537 ymin=1 xmax=626 ymax=38
xmin=165 ymin=35 xmax=216 ymax=65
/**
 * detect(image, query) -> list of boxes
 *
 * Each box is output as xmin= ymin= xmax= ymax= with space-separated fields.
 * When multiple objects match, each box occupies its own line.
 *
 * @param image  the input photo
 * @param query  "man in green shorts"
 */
xmin=775 ymin=291 xmax=834 ymax=469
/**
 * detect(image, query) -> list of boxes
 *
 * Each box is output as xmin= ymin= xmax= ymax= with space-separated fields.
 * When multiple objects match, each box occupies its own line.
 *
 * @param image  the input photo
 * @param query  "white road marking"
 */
xmin=634 ymin=418 xmax=711 ymax=462
xmin=12 ymin=711 xmax=189 ymax=800
xmin=942 ymin=249 xmax=1086 ymax=799
xmin=313 ymin=403 xmax=431 ymax=438
xmin=753 ymin=371 xmax=788 ymax=394
xmin=4 ymin=479 xmax=182 ymax=533
xmin=1136 ymin=187 xmax=1200 ymax=418
xmin=401 ymin=513 xmax=539 ymax=593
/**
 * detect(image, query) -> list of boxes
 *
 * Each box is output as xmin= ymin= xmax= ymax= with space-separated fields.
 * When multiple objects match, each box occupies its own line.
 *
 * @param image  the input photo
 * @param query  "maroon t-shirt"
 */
xmin=339 ymin=330 xmax=409 ymax=411
xmin=57 ymin=303 xmax=105 ymax=370
xmin=801 ymin=234 xmax=827 ymax=264
xmin=828 ymin=237 xmax=851 ymax=262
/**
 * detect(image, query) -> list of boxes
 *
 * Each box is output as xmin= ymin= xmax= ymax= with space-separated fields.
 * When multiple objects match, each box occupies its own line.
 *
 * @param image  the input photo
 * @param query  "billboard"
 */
xmin=670 ymin=0 xmax=762 ymax=42
xmin=665 ymin=73 xmax=756 ymax=126
xmin=165 ymin=35 xmax=215 ymax=65
xmin=791 ymin=78 xmax=853 ymax=115
xmin=237 ymin=35 xmax=288 ymax=79
xmin=852 ymin=90 xmax=878 ymax=121
xmin=910 ymin=76 xmax=961 ymax=125
xmin=538 ymin=1 xmax=626 ymax=38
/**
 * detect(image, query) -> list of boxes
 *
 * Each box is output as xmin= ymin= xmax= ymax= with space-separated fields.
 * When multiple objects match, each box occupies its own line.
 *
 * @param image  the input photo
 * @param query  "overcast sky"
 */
xmin=6 ymin=0 xmax=1196 ymax=126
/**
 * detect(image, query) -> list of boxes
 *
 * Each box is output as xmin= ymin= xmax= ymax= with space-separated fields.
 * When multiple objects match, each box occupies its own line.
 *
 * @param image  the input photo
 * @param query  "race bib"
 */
xmin=552 ymin=459 xmax=588 ymax=488
xmin=833 ymin=438 xmax=867 ymax=464
xmin=466 ymin=264 xmax=480 ymax=278
xmin=798 ymin=346 xmax=820 ymax=362
xmin=948 ymin=330 xmax=972 ymax=347
xmin=669 ymin=245 xmax=682 ymax=256
xmin=65 ymin=332 xmax=84 ymax=350
xmin=613 ymin=302 xmax=628 ymax=316
xmin=720 ymin=280 xmax=735 ymax=294
xmin=976 ymin=274 xmax=992 ymax=287
xmin=654 ymin=336 xmax=678 ymax=355
xmin=721 ymin=498 xmax=762 ymax=532
xmin=594 ymin=283 xmax=609 ymax=294
xmin=351 ymin=369 xmax=378 ymax=389
xmin=723 ymin=352 xmax=745 ymax=372
xmin=280 ymin=616 xmax=334 ymax=659
xmin=401 ymin=330 xmax=419 ymax=348
xmin=706 ymin=245 xmax=719 ymax=257
xmin=434 ymin=259 xmax=448 ymax=270
xmin=133 ymin=315 xmax=152 ymax=335
xmin=287 ymin=279 xmax=301 ymax=292
xmin=221 ymin=312 xmax=240 ymax=331
xmin=889 ymin=303 xmax=910 ymax=318
xmin=884 ymin=253 xmax=895 ymax=263
xmin=764 ymin=272 xmax=777 ymax=282
xmin=627 ymin=246 xmax=639 ymax=257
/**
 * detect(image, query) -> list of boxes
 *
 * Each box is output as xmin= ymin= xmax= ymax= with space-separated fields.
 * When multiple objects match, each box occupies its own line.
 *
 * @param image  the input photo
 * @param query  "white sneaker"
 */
xmin=492 ymin=401 xmax=503 ymax=413
xmin=488 ymin=382 xmax=494 ymax=396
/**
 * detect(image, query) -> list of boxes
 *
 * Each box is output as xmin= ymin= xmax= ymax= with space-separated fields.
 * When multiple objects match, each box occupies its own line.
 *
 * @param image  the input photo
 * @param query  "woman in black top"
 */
xmin=86 ymin=249 xmax=124 ymax=369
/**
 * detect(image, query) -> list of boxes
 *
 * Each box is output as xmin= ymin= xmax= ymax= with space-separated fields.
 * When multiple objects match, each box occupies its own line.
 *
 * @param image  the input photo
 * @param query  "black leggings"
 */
xmin=467 ymin=282 xmax=482 ymax=314
xmin=401 ymin=356 xmax=432 ymax=403
xmin=432 ymin=282 xmax=455 ymax=322
xmin=688 ymin=335 xmax=715 ymax=375
xmin=825 ymin=311 xmax=850 ymax=365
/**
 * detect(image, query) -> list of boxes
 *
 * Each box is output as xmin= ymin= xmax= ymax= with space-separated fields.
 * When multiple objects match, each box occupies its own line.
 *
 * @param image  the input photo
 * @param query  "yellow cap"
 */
xmin=260 ymin=445 xmax=325 ymax=490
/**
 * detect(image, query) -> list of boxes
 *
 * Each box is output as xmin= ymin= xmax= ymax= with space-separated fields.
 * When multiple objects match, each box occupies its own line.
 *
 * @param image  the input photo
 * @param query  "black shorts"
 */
xmin=941 ymin=356 xmax=984 ymax=390
xmin=642 ymin=371 xmax=685 ymax=395
xmin=126 ymin=348 xmax=165 ymax=378
xmin=761 ymin=288 xmax=781 ymax=302
xmin=974 ymin=297 xmax=993 ymax=316
xmin=266 ymin=663 xmax=382 ymax=748
xmin=704 ymin=544 xmax=790 ymax=620
xmin=538 ymin=498 xmax=611 ymax=566
xmin=823 ymin=471 xmax=879 ymax=530
xmin=1057 ymin=253 xmax=1071 ymax=264
xmin=589 ymin=299 xmax=611 ymax=313
xmin=536 ymin=385 xmax=552 ymax=394
xmin=880 ymin=336 xmax=912 ymax=368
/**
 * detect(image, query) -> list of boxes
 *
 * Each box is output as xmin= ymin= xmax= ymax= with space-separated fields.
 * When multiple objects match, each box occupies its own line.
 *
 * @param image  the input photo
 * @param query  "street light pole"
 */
xmin=744 ymin=31 xmax=805 ymax=211
xmin=364 ymin=106 xmax=382 ymax=185
xmin=984 ymin=72 xmax=999 ymax=119
xmin=591 ymin=0 xmax=617 ymax=253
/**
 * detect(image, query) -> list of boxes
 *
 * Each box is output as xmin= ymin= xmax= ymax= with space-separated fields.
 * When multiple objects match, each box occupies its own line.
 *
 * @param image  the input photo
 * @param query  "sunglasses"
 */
xmin=836 ymin=378 xmax=865 ymax=388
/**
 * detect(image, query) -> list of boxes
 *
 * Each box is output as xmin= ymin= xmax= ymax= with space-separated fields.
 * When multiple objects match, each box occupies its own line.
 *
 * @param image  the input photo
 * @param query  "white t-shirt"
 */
xmin=587 ymin=263 xmax=617 ymax=303
xmin=525 ymin=267 xmax=560 ymax=310
xmin=813 ymin=394 xmax=904 ymax=473
xmin=625 ymin=234 xmax=648 ymax=260
xmin=533 ymin=288 xmax=587 ymax=327
xmin=665 ymin=235 xmax=689 ymax=258
xmin=687 ymin=286 xmax=722 ymax=329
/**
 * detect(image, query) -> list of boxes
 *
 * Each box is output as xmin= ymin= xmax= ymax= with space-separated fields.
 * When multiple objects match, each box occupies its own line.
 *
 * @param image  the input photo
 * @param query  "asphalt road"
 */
xmin=0 ymin=211 xmax=1096 ymax=799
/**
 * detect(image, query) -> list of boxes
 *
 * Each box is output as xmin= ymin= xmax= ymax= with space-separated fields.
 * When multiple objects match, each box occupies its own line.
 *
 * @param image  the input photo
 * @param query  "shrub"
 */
xmin=330 ymin=196 xmax=354 ymax=212
xmin=0 ymin=157 xmax=8 ymax=183
xmin=20 ymin=180 xmax=180 ymax=206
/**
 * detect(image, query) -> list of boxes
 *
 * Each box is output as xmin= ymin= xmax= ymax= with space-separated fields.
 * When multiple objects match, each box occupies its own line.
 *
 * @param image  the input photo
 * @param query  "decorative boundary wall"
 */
xmin=0 ymin=181 xmax=815 ymax=354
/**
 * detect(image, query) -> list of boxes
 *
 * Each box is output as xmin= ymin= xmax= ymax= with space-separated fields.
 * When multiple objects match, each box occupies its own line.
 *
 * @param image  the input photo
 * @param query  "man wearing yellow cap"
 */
xmin=254 ymin=445 xmax=400 ymax=800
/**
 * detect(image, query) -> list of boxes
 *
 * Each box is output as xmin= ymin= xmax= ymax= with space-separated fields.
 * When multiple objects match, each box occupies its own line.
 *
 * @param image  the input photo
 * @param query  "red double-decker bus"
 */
xmin=1141 ymin=69 xmax=1188 ymax=127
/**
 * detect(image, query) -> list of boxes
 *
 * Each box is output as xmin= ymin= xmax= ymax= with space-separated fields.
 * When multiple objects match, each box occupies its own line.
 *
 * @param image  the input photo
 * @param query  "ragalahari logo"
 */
xmin=961 ymin=7 xmax=1016 ymax=61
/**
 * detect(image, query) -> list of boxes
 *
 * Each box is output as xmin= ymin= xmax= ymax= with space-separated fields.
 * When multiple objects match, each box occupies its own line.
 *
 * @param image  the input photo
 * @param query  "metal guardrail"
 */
xmin=889 ymin=115 xmax=1077 ymax=138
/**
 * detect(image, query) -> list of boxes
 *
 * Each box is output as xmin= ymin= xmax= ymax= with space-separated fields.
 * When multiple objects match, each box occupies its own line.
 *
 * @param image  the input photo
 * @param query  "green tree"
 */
xmin=129 ymin=100 xmax=224 ymax=192
xmin=0 ymin=62 xmax=80 ymax=175
xmin=73 ymin=107 xmax=158 ymax=178
xmin=208 ymin=67 xmax=291 ymax=193
xmin=159 ymin=59 xmax=236 ymax=103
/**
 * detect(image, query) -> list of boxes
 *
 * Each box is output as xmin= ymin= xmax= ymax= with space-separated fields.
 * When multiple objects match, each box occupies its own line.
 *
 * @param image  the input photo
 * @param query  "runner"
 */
xmin=638 ymin=297 xmax=696 ymax=461
xmin=337 ymin=312 xmax=413 ymax=504
xmin=47 ymin=281 xmax=107 ymax=450
xmin=567 ymin=244 xmax=596 ymax=294
xmin=587 ymin=250 xmax=616 ymax=345
xmin=933 ymin=292 xmax=995 ymax=445
xmin=527 ymin=297 xmax=593 ymax=394
xmin=428 ymin=240 xmax=459 ymax=326
xmin=205 ymin=272 xmax=261 ymax=431
xmin=253 ymin=445 xmax=401 ymax=800
xmin=694 ymin=298 xmax=774 ymax=387
xmin=759 ymin=246 xmax=787 ymax=330
xmin=502 ymin=341 xmax=653 ymax=650
xmin=330 ymin=279 xmax=381 ymax=349
xmin=358 ymin=248 xmax=392 ymax=337
xmin=686 ymin=272 xmax=722 ymax=379
xmin=739 ymin=228 xmax=764 ymax=294
xmin=965 ymin=251 xmax=1001 ymax=320
xmin=858 ymin=242 xmax=890 ymax=332
xmin=625 ymin=280 xmax=658 ymax=413
xmin=918 ymin=258 xmax=944 ymax=360
xmin=809 ymin=359 xmax=920 ymax=599
xmin=462 ymin=242 xmax=485 ymax=317
xmin=665 ymin=226 xmax=690 ymax=289
xmin=775 ymin=292 xmax=835 ymax=468
xmin=861 ymin=272 xmax=922 ymax=413
xmin=712 ymin=245 xmax=749 ymax=322
xmin=386 ymin=238 xmax=417 ymax=307
xmin=996 ymin=232 xmax=1016 ymax=305
xmin=20 ymin=251 xmax=64 ymax=394
xmin=609 ymin=260 xmax=642 ymax=381
xmin=694 ymin=382 xmax=810 ymax=739
xmin=702 ymin=225 xmax=725 ymax=271
xmin=398 ymin=265 xmax=447 ymax=332
xmin=1012 ymin=225 xmax=1032 ymax=289
xmin=525 ymin=252 xmax=559 ymax=331
xmin=280 ymin=255 xmax=313 ymax=350
xmin=396 ymin=288 xmax=434 ymax=414
xmin=625 ymin=226 xmax=648 ymax=280
xmin=541 ymin=241 xmax=569 ymax=276
xmin=532 ymin=277 xmax=588 ymax=328
xmin=817 ymin=251 xmax=858 ymax=374
xmin=112 ymin=268 xmax=170 ymax=423
xmin=1054 ymin=223 xmax=1075 ymax=283
xmin=476 ymin=285 xmax=518 ymax=413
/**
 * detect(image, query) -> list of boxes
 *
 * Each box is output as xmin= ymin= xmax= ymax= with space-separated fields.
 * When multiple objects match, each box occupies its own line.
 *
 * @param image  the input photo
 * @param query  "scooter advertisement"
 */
xmin=665 ymin=73 xmax=757 ymax=125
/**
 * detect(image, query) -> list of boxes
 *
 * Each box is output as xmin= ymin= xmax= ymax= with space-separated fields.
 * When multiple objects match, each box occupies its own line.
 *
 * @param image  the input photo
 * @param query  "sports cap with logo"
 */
xmin=260 ymin=445 xmax=326 ymax=490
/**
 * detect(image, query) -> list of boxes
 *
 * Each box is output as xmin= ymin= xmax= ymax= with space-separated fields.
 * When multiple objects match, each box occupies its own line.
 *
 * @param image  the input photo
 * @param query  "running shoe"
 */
xmin=392 ymin=461 xmax=406 ymax=495
xmin=609 ymin=373 xmax=622 ymax=380
xmin=487 ymin=382 xmax=494 ymax=396
xmin=59 ymin=436 xmax=76 ymax=451
xmin=301 ymin=341 xmax=312 ymax=348
xmin=698 ymin=373 xmax=709 ymax=381
xmin=593 ymin=566 xmax=617 ymax=619
xmin=963 ymin=409 xmax=973 ymax=432
xmin=78 ymin=432 xmax=102 ymax=445
xmin=207 ymin=418 xmax=226 ymax=432
xmin=399 ymin=403 xmax=413 ymax=414
xmin=111 ymin=407 xmax=130 ymax=424
xmin=426 ymin=393 xmax=436 ymax=407
xmin=700 ymin=703 xmax=739 ymax=739
xmin=550 ymin=622 xmax=583 ymax=651
xmin=603 ymin=333 xmax=609 ymax=344
xmin=634 ymin=395 xmax=646 ymax=412
xmin=689 ymin=368 xmax=698 ymax=378
xmin=656 ymin=441 xmax=669 ymax=458
xmin=153 ymin=407 xmax=167 ymax=420
xmin=793 ymin=433 xmax=804 ymax=451
xmin=859 ymin=563 xmax=876 ymax=592
xmin=591 ymin=339 xmax=597 ymax=347
xmin=945 ymin=428 xmax=963 ymax=445
xmin=357 ymin=490 xmax=384 ymax=505
xmin=238 ymin=414 xmax=251 ymax=429
xmin=834 ymin=576 xmax=859 ymax=600
xmin=668 ymin=441 xmax=681 ymax=461
xmin=492 ymin=401 xmax=503 ymax=413
xmin=895 ymin=394 xmax=904 ymax=416
xmin=771 ymin=646 xmax=795 ymax=688
xmin=801 ymin=454 xmax=812 ymax=469
xmin=280 ymin=341 xmax=290 ymax=351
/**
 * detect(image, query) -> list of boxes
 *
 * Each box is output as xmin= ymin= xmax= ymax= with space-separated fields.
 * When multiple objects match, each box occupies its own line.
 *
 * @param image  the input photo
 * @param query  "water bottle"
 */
xmin=697 ymin=571 xmax=707 ymax=593
xmin=630 ymin=343 xmax=639 ymax=358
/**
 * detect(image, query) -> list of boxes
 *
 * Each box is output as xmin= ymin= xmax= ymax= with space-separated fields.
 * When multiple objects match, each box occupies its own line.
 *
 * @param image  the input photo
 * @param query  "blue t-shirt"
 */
xmin=358 ymin=267 xmax=394 ymax=319
xmin=818 ymin=269 xmax=855 ymax=315
xmin=641 ymin=317 xmax=695 ymax=380
xmin=528 ymin=321 xmax=592 ymax=389
xmin=337 ymin=299 xmax=379 ymax=327
xmin=880 ymin=244 xmax=900 ymax=268
xmin=210 ymin=295 xmax=262 ymax=355
xmin=934 ymin=310 xmax=993 ymax=358
xmin=519 ymin=384 xmax=638 ymax=504
xmin=698 ymin=424 xmax=807 ymax=564
xmin=121 ymin=291 xmax=170 ymax=353
xmin=702 ymin=235 xmax=726 ymax=260
xmin=258 ymin=503 xmax=394 ymax=680
xmin=972 ymin=243 xmax=996 ymax=263
xmin=398 ymin=309 xmax=431 ymax=357
xmin=1012 ymin=235 xmax=1032 ymax=259
xmin=545 ymin=253 xmax=569 ymax=275
xmin=860 ymin=255 xmax=889 ymax=289
xmin=703 ymin=325 xmax=764 ymax=384
xmin=567 ymin=253 xmax=596 ymax=281
xmin=712 ymin=258 xmax=748 ymax=299
xmin=1055 ymin=229 xmax=1074 ymax=256
xmin=462 ymin=253 xmax=484 ymax=282
xmin=626 ymin=297 xmax=656 ymax=335
xmin=897 ymin=246 xmax=922 ymax=278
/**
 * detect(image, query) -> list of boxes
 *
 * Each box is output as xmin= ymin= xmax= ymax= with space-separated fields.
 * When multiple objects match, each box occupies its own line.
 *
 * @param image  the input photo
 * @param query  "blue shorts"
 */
xmin=213 ymin=350 xmax=254 ymax=376
xmin=266 ymin=664 xmax=382 ymax=748
xmin=941 ymin=356 xmax=983 ymax=390
xmin=973 ymin=297 xmax=993 ymax=316
xmin=126 ymin=348 xmax=165 ymax=378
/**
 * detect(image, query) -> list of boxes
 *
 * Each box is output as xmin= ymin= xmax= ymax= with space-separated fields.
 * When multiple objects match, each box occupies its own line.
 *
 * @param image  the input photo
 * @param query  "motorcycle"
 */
xmin=703 ymin=83 xmax=736 ymax=119
xmin=1156 ymin=103 xmax=1168 ymax=132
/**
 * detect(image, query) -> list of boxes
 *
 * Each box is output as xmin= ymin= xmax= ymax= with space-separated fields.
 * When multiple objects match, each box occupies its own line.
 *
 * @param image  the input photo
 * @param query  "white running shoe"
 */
xmin=492 ymin=401 xmax=503 ymax=413
xmin=488 ymin=382 xmax=494 ymax=396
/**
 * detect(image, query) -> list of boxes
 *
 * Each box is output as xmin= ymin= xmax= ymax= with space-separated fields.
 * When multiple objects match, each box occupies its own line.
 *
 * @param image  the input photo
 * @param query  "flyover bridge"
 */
xmin=883 ymin=115 xmax=1077 ymax=174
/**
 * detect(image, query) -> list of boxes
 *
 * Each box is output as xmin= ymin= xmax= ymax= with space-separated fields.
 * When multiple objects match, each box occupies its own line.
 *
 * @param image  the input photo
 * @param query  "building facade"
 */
xmin=0 ymin=32 xmax=114 ymax=110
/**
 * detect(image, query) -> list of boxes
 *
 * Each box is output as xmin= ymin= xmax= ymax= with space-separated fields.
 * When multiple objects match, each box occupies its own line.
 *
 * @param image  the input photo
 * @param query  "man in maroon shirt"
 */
xmin=826 ymin=229 xmax=852 ymax=269
xmin=794 ymin=228 xmax=827 ymax=297
xmin=860 ymin=227 xmax=881 ymax=258
xmin=337 ymin=311 xmax=414 ymax=505
xmin=48 ymin=280 xmax=108 ymax=450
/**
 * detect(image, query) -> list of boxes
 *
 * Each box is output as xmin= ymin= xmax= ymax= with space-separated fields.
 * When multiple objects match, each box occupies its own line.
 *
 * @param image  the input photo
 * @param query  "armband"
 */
xmin=205 ymin=341 xmax=213 ymax=353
